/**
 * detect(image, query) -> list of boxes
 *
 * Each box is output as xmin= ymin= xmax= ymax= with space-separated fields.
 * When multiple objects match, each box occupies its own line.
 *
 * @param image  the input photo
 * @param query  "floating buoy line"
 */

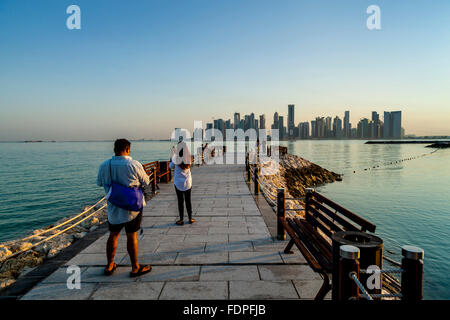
xmin=346 ymin=149 xmax=439 ymax=175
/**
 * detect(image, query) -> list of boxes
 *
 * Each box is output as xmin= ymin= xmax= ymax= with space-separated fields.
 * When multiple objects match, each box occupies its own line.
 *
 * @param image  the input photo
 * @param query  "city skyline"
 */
xmin=1 ymin=1 xmax=450 ymax=141
xmin=205 ymin=105 xmax=404 ymax=140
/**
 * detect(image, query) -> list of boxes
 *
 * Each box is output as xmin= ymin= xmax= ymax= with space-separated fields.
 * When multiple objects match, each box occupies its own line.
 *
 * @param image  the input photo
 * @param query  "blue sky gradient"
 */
xmin=1 ymin=0 xmax=449 ymax=140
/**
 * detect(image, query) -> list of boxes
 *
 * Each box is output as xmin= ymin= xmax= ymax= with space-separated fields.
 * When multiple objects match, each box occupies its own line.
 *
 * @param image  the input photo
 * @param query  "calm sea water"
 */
xmin=0 ymin=140 xmax=448 ymax=299
xmin=281 ymin=140 xmax=450 ymax=300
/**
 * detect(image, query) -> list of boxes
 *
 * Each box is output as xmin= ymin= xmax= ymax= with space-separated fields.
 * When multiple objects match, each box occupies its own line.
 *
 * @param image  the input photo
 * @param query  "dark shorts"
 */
xmin=108 ymin=211 xmax=143 ymax=233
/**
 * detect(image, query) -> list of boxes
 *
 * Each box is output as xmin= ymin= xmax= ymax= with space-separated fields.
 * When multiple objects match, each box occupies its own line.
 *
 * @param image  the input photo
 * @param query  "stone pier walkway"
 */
xmin=21 ymin=164 xmax=326 ymax=300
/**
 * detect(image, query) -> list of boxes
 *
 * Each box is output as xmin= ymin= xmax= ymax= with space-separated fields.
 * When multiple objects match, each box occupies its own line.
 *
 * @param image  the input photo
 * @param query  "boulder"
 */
xmin=0 ymin=278 xmax=15 ymax=290
xmin=0 ymin=246 xmax=12 ymax=260
xmin=73 ymin=232 xmax=87 ymax=239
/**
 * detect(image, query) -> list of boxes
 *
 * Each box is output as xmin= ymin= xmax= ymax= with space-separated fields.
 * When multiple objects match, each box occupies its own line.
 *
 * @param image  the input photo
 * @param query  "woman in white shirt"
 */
xmin=169 ymin=141 xmax=194 ymax=225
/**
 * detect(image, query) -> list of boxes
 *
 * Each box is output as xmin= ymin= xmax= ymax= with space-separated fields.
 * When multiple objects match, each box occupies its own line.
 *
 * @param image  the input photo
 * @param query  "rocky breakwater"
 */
xmin=0 ymin=202 xmax=107 ymax=290
xmin=258 ymin=153 xmax=342 ymax=215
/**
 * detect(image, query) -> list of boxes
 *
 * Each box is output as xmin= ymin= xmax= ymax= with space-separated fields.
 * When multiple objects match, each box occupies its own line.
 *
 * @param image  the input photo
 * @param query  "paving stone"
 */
xmin=184 ymin=234 xmax=228 ymax=243
xmin=252 ymin=241 xmax=286 ymax=252
xmin=205 ymin=242 xmax=253 ymax=252
xmin=229 ymin=234 xmax=273 ymax=242
xmin=41 ymin=266 xmax=88 ymax=284
xmin=121 ymin=252 xmax=178 ymax=265
xmin=175 ymin=252 xmax=229 ymax=264
xmin=91 ymin=282 xmax=164 ymax=300
xmin=293 ymin=280 xmax=331 ymax=300
xmin=138 ymin=266 xmax=200 ymax=282
xmin=167 ymin=227 xmax=209 ymax=235
xmin=208 ymin=227 xmax=248 ymax=234
xmin=21 ymin=283 xmax=97 ymax=300
xmin=229 ymin=281 xmax=299 ymax=299
xmin=258 ymin=265 xmax=322 ymax=281
xmin=280 ymin=252 xmax=307 ymax=264
xmin=159 ymin=281 xmax=228 ymax=300
xmin=200 ymin=265 xmax=259 ymax=281
xmin=156 ymin=242 xmax=206 ymax=253
xmin=229 ymin=251 xmax=283 ymax=264
xmin=81 ymin=266 xmax=138 ymax=283
xmin=64 ymin=253 xmax=127 ymax=266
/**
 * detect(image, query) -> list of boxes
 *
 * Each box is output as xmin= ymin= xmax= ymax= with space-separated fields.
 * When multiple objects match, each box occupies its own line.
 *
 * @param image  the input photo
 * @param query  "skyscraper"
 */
xmin=383 ymin=112 xmax=391 ymax=139
xmin=298 ymin=122 xmax=309 ymax=139
xmin=311 ymin=120 xmax=317 ymax=138
xmin=357 ymin=118 xmax=369 ymax=139
xmin=333 ymin=116 xmax=343 ymax=138
xmin=288 ymin=104 xmax=295 ymax=138
xmin=371 ymin=111 xmax=381 ymax=139
xmin=259 ymin=114 xmax=266 ymax=129
xmin=244 ymin=115 xmax=250 ymax=131
xmin=278 ymin=116 xmax=284 ymax=139
xmin=315 ymin=117 xmax=325 ymax=138
xmin=391 ymin=111 xmax=402 ymax=139
xmin=325 ymin=117 xmax=332 ymax=138
xmin=233 ymin=112 xmax=240 ymax=130
xmin=250 ymin=113 xmax=255 ymax=129
xmin=344 ymin=111 xmax=350 ymax=138
xmin=272 ymin=112 xmax=279 ymax=131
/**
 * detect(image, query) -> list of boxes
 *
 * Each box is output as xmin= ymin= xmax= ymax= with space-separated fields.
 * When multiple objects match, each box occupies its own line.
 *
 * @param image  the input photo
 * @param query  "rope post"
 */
xmin=276 ymin=188 xmax=286 ymax=240
xmin=305 ymin=187 xmax=314 ymax=212
xmin=152 ymin=167 xmax=157 ymax=194
xmin=338 ymin=245 xmax=360 ymax=301
xmin=401 ymin=245 xmax=424 ymax=301
xmin=254 ymin=165 xmax=259 ymax=195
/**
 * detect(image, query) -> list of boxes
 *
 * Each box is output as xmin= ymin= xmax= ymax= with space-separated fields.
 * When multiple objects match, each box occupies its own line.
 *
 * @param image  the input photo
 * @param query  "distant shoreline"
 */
xmin=0 ymin=139 xmax=173 ymax=143
xmin=1 ymin=137 xmax=450 ymax=143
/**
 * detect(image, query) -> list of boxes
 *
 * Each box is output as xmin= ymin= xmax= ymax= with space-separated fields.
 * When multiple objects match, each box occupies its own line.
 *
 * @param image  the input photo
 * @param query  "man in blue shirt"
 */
xmin=97 ymin=139 xmax=152 ymax=277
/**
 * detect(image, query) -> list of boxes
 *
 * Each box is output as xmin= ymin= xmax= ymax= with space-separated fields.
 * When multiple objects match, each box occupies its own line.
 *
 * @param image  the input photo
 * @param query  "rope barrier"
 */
xmin=349 ymin=271 xmax=373 ymax=300
xmin=370 ymin=293 xmax=402 ymax=299
xmin=0 ymin=203 xmax=107 ymax=264
xmin=19 ymin=196 xmax=106 ymax=242
xmin=360 ymin=268 xmax=403 ymax=274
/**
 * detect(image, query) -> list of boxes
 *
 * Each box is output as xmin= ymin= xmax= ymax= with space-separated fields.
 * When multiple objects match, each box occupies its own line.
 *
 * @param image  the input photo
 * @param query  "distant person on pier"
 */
xmin=170 ymin=138 xmax=194 ymax=225
xmin=97 ymin=139 xmax=152 ymax=277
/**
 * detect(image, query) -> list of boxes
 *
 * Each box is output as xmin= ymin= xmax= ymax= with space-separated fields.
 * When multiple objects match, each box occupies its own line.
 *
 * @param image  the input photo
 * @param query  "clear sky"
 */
xmin=1 ymin=0 xmax=449 ymax=141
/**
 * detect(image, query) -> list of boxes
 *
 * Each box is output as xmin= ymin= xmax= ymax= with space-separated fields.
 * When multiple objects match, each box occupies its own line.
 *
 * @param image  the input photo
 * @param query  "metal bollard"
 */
xmin=254 ymin=165 xmax=259 ymax=195
xmin=276 ymin=188 xmax=286 ymax=240
xmin=338 ymin=245 xmax=360 ymax=301
xmin=401 ymin=245 xmax=424 ymax=301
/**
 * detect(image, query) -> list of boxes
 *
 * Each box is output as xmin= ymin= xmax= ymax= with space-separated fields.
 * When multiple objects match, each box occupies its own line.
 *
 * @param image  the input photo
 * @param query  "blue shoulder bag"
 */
xmin=106 ymin=159 xmax=143 ymax=211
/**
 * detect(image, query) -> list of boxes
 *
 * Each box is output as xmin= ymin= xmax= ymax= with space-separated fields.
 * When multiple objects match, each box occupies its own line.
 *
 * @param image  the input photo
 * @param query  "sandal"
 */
xmin=104 ymin=262 xmax=117 ymax=276
xmin=176 ymin=219 xmax=184 ymax=225
xmin=130 ymin=265 xmax=152 ymax=278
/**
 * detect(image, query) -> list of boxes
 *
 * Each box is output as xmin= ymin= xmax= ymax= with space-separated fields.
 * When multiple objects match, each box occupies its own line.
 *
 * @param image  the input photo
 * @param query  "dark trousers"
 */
xmin=175 ymin=187 xmax=192 ymax=220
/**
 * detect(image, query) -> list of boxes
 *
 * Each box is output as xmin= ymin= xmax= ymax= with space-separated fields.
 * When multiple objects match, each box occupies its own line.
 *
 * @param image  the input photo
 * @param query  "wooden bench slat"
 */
xmin=288 ymin=218 xmax=332 ymax=272
xmin=307 ymin=205 xmax=345 ymax=234
xmin=313 ymin=192 xmax=376 ymax=232
xmin=309 ymin=198 xmax=359 ymax=232
xmin=281 ymin=218 xmax=323 ymax=272
xmin=294 ymin=218 xmax=333 ymax=263
xmin=286 ymin=218 xmax=329 ymax=271
xmin=305 ymin=210 xmax=334 ymax=238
